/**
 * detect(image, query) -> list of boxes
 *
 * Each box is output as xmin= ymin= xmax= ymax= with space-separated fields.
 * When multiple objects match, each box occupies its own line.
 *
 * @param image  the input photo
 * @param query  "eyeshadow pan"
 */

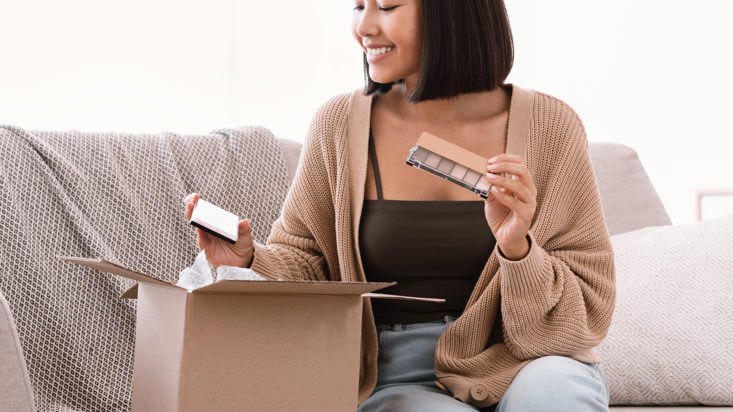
xmin=463 ymin=169 xmax=481 ymax=185
xmin=411 ymin=147 xmax=428 ymax=163
xmin=476 ymin=178 xmax=491 ymax=192
xmin=436 ymin=158 xmax=455 ymax=173
xmin=424 ymin=152 xmax=441 ymax=168
xmin=449 ymin=164 xmax=468 ymax=180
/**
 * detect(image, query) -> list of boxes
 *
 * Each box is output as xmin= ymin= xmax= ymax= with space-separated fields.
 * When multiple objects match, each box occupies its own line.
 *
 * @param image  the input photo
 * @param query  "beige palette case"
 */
xmin=406 ymin=132 xmax=493 ymax=198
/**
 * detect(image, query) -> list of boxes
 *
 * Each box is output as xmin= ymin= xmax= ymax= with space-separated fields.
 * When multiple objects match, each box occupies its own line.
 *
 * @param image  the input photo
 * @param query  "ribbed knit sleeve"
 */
xmin=497 ymin=102 xmax=616 ymax=360
xmin=248 ymin=96 xmax=347 ymax=282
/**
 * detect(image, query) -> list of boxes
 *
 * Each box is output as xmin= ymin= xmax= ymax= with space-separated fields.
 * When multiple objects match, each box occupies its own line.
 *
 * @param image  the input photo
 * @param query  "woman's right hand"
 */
xmin=183 ymin=193 xmax=255 ymax=268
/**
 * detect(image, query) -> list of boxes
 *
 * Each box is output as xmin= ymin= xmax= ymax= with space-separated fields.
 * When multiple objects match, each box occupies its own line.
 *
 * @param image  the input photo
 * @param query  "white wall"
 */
xmin=505 ymin=1 xmax=733 ymax=225
xmin=2 ymin=0 xmax=731 ymax=225
xmin=0 ymin=0 xmax=244 ymax=133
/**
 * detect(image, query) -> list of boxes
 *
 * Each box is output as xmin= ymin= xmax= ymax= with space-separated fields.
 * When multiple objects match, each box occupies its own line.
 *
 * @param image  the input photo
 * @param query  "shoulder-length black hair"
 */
xmin=363 ymin=0 xmax=514 ymax=102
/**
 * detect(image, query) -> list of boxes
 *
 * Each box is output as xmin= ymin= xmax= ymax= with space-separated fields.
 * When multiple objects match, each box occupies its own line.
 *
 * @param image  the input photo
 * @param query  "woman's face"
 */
xmin=351 ymin=0 xmax=423 ymax=86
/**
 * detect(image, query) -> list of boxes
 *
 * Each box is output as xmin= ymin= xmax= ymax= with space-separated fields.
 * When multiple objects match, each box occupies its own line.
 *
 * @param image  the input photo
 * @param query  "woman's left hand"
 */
xmin=483 ymin=154 xmax=537 ymax=260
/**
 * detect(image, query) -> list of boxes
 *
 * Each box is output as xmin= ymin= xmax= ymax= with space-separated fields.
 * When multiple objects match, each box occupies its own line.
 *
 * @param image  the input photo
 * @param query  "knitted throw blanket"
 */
xmin=0 ymin=125 xmax=290 ymax=411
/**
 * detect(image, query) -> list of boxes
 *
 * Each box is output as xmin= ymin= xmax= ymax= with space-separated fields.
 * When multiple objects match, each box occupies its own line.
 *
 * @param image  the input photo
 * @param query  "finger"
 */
xmin=489 ymin=185 xmax=519 ymax=208
xmin=483 ymin=184 xmax=509 ymax=204
xmin=489 ymin=185 xmax=526 ymax=212
xmin=485 ymin=162 xmax=536 ymax=197
xmin=183 ymin=192 xmax=198 ymax=205
xmin=488 ymin=154 xmax=522 ymax=165
xmin=196 ymin=228 xmax=210 ymax=250
xmin=485 ymin=172 xmax=533 ymax=203
xmin=186 ymin=202 xmax=194 ymax=221
xmin=240 ymin=219 xmax=250 ymax=234
xmin=236 ymin=219 xmax=253 ymax=245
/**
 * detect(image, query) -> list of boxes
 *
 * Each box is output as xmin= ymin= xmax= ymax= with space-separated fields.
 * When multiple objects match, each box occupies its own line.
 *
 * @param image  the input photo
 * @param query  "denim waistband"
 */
xmin=375 ymin=314 xmax=458 ymax=333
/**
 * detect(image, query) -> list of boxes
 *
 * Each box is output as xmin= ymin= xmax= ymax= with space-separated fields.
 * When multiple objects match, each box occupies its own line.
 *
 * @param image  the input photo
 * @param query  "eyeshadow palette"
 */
xmin=406 ymin=132 xmax=492 ymax=198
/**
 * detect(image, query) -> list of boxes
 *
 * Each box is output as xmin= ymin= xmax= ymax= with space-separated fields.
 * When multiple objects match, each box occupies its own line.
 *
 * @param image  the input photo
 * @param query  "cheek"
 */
xmin=398 ymin=11 xmax=422 ymax=64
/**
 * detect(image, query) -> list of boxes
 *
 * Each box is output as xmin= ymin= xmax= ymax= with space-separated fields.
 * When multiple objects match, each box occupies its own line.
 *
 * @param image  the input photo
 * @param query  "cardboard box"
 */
xmin=59 ymin=256 xmax=443 ymax=412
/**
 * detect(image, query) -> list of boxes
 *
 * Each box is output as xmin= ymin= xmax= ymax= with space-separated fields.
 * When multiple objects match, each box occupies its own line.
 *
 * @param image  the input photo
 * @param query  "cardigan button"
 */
xmin=470 ymin=383 xmax=489 ymax=402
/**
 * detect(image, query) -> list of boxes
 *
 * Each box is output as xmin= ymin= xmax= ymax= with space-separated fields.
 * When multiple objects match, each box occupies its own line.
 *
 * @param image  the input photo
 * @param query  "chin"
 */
xmin=371 ymin=77 xmax=404 ymax=87
xmin=369 ymin=69 xmax=410 ymax=86
xmin=368 ymin=70 xmax=401 ymax=85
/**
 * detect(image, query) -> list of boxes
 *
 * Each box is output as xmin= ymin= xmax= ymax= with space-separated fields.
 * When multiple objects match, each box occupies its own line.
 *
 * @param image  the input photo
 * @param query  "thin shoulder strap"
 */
xmin=367 ymin=128 xmax=384 ymax=200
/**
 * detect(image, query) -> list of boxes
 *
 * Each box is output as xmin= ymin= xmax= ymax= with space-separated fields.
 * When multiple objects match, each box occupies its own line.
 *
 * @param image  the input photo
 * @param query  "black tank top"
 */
xmin=360 ymin=128 xmax=496 ymax=325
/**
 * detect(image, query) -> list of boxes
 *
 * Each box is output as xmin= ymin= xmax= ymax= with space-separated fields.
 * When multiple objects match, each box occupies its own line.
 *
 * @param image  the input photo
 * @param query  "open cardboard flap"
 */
xmin=58 ymin=256 xmax=445 ymax=303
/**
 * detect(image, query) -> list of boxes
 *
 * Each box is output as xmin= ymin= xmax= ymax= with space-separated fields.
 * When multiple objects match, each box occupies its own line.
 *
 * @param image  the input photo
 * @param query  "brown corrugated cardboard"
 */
xmin=59 ymin=256 xmax=444 ymax=411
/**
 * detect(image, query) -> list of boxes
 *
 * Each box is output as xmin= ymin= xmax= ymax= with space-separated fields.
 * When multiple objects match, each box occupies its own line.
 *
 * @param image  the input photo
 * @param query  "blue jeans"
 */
xmin=358 ymin=315 xmax=610 ymax=412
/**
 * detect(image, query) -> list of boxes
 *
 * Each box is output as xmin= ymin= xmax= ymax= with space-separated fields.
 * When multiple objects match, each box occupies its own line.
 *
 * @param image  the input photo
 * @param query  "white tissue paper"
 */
xmin=176 ymin=250 xmax=273 ymax=292
xmin=217 ymin=264 xmax=271 ymax=281
xmin=176 ymin=250 xmax=214 ymax=292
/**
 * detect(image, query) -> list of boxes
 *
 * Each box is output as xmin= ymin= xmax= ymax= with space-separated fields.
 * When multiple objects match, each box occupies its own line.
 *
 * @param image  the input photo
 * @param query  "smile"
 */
xmin=366 ymin=46 xmax=393 ymax=56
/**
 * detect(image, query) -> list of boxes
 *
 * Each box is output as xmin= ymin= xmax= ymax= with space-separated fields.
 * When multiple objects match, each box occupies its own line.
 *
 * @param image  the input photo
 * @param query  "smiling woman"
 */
xmin=348 ymin=1 xmax=612 ymax=411
xmin=183 ymin=0 xmax=615 ymax=411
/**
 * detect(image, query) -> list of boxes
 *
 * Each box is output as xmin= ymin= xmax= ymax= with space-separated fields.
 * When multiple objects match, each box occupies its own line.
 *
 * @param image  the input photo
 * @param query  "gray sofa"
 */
xmin=0 ymin=129 xmax=730 ymax=411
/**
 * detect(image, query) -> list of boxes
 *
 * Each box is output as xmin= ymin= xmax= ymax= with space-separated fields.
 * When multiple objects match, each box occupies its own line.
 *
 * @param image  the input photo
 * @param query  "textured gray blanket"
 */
xmin=0 ymin=125 xmax=290 ymax=411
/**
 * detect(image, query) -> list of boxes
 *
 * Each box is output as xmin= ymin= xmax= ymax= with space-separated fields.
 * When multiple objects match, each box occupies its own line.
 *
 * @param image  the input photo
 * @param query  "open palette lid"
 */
xmin=58 ymin=256 xmax=445 ymax=302
xmin=414 ymin=131 xmax=489 ymax=174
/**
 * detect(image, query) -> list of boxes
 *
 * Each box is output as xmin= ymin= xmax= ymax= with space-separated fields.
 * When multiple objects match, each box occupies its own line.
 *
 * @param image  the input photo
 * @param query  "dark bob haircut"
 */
xmin=363 ymin=0 xmax=514 ymax=103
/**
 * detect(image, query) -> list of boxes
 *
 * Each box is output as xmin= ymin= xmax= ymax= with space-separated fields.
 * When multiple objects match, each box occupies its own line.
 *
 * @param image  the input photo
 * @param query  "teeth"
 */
xmin=367 ymin=46 xmax=393 ymax=56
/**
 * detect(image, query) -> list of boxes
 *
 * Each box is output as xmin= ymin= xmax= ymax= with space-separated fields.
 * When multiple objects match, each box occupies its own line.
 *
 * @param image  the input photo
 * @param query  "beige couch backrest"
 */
xmin=277 ymin=139 xmax=671 ymax=236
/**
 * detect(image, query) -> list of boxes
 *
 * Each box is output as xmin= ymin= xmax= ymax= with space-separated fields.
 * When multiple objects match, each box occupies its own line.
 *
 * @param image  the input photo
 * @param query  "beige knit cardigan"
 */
xmin=249 ymin=83 xmax=616 ymax=408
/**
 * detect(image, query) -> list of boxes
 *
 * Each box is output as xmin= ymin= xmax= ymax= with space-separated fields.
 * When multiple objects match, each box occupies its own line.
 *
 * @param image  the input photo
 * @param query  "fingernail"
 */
xmin=486 ymin=164 xmax=497 ymax=171
xmin=486 ymin=172 xmax=497 ymax=180
xmin=488 ymin=156 xmax=498 ymax=163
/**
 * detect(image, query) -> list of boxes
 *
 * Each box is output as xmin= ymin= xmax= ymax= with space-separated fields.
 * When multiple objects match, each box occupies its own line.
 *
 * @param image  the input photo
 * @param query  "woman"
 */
xmin=184 ymin=0 xmax=615 ymax=410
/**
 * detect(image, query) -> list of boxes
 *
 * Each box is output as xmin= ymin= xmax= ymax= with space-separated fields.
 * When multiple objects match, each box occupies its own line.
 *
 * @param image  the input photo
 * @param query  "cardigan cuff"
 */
xmin=435 ymin=374 xmax=501 ymax=407
xmin=248 ymin=241 xmax=286 ymax=280
xmin=497 ymin=231 xmax=552 ymax=296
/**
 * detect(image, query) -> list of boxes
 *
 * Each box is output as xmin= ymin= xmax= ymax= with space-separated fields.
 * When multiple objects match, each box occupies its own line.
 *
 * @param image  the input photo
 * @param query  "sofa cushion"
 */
xmin=589 ymin=143 xmax=672 ymax=235
xmin=596 ymin=213 xmax=733 ymax=406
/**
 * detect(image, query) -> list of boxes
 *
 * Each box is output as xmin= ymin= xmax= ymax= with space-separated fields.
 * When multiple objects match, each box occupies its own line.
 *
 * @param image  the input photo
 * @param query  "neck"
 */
xmin=394 ymin=76 xmax=510 ymax=123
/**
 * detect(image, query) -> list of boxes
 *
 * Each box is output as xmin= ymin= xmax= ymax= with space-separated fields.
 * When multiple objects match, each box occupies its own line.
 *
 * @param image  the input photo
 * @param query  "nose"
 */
xmin=354 ymin=5 xmax=379 ymax=39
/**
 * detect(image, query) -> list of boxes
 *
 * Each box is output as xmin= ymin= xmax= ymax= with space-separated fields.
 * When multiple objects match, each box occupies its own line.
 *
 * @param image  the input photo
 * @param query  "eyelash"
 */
xmin=353 ymin=5 xmax=398 ymax=12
